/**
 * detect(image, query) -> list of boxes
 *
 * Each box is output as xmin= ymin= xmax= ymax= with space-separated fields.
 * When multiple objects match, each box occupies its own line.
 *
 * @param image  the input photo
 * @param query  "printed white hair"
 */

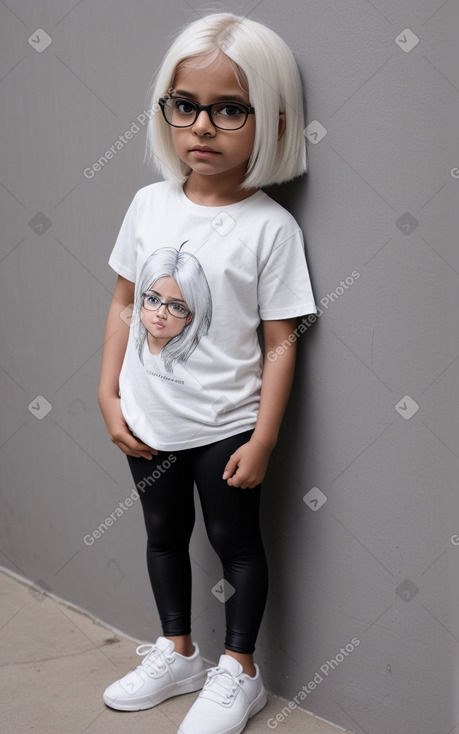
xmin=145 ymin=12 xmax=307 ymax=189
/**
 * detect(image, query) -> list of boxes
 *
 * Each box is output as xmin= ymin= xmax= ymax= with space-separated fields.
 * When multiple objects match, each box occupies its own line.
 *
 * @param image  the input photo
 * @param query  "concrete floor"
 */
xmin=0 ymin=570 xmax=350 ymax=734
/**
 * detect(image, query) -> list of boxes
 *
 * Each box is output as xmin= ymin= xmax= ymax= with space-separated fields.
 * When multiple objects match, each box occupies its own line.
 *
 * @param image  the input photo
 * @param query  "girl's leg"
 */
xmin=126 ymin=451 xmax=195 ymax=647
xmin=190 ymin=431 xmax=269 ymax=674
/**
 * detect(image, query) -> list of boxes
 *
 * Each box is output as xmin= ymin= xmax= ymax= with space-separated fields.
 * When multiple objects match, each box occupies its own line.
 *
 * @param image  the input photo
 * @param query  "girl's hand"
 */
xmin=222 ymin=437 xmax=271 ymax=488
xmin=99 ymin=394 xmax=158 ymax=460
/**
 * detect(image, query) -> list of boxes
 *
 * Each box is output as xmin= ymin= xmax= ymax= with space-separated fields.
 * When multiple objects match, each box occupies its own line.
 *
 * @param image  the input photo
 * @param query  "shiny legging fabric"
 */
xmin=126 ymin=430 xmax=268 ymax=654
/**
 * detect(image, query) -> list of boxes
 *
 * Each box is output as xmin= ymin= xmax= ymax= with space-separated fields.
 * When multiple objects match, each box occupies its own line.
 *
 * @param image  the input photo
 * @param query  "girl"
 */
xmin=98 ymin=12 xmax=317 ymax=734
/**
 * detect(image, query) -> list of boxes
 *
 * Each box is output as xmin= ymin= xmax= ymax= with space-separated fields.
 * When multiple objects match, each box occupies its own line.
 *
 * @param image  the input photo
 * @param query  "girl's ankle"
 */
xmin=166 ymin=635 xmax=194 ymax=657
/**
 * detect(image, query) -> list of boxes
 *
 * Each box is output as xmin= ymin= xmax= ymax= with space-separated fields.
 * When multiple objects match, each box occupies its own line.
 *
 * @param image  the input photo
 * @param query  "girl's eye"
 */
xmin=170 ymin=303 xmax=187 ymax=315
xmin=175 ymin=99 xmax=196 ymax=116
xmin=215 ymin=103 xmax=245 ymax=118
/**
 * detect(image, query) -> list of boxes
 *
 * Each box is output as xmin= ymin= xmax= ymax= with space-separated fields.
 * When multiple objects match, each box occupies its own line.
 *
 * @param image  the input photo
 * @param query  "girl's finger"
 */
xmin=127 ymin=435 xmax=159 ymax=456
xmin=222 ymin=453 xmax=239 ymax=480
xmin=116 ymin=437 xmax=156 ymax=459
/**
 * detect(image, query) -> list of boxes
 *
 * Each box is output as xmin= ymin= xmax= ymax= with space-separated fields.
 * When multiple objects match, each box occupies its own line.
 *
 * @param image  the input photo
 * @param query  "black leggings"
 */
xmin=126 ymin=430 xmax=268 ymax=654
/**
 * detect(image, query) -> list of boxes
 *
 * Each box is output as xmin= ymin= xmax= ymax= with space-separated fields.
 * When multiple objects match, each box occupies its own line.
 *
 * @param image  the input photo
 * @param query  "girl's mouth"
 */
xmin=191 ymin=146 xmax=219 ymax=159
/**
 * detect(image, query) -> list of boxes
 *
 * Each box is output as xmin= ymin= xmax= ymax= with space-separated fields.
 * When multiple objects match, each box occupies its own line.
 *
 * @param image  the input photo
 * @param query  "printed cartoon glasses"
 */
xmin=158 ymin=96 xmax=255 ymax=130
xmin=141 ymin=292 xmax=191 ymax=319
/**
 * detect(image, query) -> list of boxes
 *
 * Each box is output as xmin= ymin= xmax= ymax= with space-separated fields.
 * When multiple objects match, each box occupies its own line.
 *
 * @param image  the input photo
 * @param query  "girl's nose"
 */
xmin=156 ymin=303 xmax=168 ymax=317
xmin=192 ymin=109 xmax=215 ymax=135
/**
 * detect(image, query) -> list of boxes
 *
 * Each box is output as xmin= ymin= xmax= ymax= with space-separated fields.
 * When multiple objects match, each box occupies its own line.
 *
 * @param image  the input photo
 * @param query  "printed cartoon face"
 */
xmin=170 ymin=53 xmax=256 ymax=188
xmin=140 ymin=276 xmax=192 ymax=354
xmin=135 ymin=246 xmax=212 ymax=372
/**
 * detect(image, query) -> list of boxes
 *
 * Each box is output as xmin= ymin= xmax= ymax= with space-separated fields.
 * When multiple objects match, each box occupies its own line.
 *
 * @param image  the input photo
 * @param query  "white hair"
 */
xmin=145 ymin=13 xmax=307 ymax=189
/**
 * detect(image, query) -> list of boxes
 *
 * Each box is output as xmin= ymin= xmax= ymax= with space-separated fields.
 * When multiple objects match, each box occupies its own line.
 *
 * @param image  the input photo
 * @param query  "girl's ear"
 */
xmin=278 ymin=113 xmax=286 ymax=141
xmin=185 ymin=314 xmax=193 ymax=325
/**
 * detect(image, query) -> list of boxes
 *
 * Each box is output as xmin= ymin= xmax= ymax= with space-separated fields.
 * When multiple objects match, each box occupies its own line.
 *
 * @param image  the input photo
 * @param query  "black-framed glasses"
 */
xmin=141 ymin=292 xmax=191 ymax=319
xmin=159 ymin=96 xmax=255 ymax=131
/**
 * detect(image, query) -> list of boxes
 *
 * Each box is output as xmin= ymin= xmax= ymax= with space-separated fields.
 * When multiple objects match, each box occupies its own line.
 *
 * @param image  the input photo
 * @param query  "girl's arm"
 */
xmin=98 ymin=275 xmax=157 ymax=459
xmin=223 ymin=318 xmax=297 ymax=488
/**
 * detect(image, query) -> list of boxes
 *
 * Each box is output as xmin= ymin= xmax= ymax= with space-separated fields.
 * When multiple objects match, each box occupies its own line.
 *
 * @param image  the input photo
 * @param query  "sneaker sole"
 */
xmin=248 ymin=686 xmax=268 ymax=719
xmin=103 ymin=670 xmax=207 ymax=711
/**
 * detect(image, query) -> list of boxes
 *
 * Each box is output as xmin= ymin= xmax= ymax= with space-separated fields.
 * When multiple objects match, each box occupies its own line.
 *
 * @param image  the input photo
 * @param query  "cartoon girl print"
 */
xmin=134 ymin=244 xmax=212 ymax=373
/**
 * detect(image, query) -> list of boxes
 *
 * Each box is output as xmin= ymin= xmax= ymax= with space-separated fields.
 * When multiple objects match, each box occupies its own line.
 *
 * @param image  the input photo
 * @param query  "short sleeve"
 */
xmin=258 ymin=228 xmax=317 ymax=320
xmin=108 ymin=193 xmax=139 ymax=282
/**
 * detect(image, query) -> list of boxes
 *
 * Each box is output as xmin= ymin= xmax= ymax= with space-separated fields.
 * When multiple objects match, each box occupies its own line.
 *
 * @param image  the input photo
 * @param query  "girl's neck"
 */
xmin=183 ymin=173 xmax=258 ymax=207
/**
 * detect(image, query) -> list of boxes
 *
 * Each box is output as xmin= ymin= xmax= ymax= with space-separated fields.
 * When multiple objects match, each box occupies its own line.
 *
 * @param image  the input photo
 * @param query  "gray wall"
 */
xmin=0 ymin=2 xmax=455 ymax=733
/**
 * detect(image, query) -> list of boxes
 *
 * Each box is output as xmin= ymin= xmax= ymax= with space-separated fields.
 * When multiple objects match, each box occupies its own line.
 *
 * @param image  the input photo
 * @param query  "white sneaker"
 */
xmin=177 ymin=654 xmax=267 ymax=734
xmin=103 ymin=636 xmax=207 ymax=711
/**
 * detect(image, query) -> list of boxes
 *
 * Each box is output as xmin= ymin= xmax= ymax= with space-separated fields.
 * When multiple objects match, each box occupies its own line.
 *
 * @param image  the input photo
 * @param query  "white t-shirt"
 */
xmin=109 ymin=181 xmax=317 ymax=451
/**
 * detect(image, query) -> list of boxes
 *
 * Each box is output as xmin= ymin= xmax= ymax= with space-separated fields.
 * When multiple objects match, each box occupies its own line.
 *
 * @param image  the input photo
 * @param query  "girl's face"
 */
xmin=170 ymin=54 xmax=256 ymax=191
xmin=141 ymin=276 xmax=192 ymax=355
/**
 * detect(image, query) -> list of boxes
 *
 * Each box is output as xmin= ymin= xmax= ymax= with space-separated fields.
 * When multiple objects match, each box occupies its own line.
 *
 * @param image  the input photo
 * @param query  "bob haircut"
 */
xmin=145 ymin=12 xmax=307 ymax=189
xmin=134 ymin=246 xmax=212 ymax=373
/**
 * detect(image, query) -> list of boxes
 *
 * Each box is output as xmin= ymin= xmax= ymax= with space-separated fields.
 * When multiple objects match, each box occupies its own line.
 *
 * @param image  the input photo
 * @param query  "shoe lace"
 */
xmin=135 ymin=643 xmax=174 ymax=674
xmin=204 ymin=666 xmax=243 ymax=702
